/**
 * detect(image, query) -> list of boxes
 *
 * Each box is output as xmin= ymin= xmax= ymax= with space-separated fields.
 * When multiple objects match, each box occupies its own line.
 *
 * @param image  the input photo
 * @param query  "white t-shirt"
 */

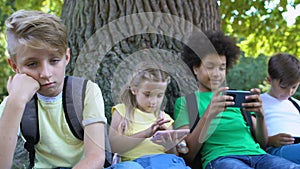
xmin=261 ymin=93 xmax=300 ymax=137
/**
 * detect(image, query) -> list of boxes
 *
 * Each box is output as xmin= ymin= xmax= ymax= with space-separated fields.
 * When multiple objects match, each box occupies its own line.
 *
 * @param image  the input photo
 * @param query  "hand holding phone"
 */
xmin=224 ymin=90 xmax=255 ymax=108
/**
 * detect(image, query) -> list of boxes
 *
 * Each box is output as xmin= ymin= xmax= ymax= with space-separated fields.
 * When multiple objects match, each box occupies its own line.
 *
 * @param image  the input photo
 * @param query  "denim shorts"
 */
xmin=134 ymin=154 xmax=191 ymax=169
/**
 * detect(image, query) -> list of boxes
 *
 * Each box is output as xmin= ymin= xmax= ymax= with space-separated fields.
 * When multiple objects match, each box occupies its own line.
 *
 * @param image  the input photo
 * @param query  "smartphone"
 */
xmin=151 ymin=129 xmax=190 ymax=142
xmin=294 ymin=137 xmax=300 ymax=144
xmin=224 ymin=90 xmax=255 ymax=107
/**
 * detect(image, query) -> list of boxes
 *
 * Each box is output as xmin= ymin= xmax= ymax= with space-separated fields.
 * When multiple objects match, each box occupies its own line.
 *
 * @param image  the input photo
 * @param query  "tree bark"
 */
xmin=61 ymin=0 xmax=220 ymax=122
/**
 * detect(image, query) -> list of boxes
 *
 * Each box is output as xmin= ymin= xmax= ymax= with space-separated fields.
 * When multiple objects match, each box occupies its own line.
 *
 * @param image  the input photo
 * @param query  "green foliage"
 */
xmin=14 ymin=0 xmax=63 ymax=16
xmin=0 ymin=0 xmax=14 ymax=100
xmin=227 ymin=53 xmax=269 ymax=90
xmin=220 ymin=0 xmax=300 ymax=57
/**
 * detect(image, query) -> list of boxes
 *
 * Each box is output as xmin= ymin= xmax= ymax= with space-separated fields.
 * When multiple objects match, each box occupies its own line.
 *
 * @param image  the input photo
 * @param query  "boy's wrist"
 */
xmin=7 ymin=95 xmax=28 ymax=106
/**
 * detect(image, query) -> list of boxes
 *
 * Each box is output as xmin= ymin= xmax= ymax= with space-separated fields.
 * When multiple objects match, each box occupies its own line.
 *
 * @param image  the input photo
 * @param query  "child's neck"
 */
xmin=37 ymin=92 xmax=62 ymax=103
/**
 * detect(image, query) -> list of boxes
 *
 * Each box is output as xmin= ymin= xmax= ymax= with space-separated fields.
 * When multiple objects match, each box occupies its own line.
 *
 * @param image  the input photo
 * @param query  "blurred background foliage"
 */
xmin=0 ymin=0 xmax=299 ymax=101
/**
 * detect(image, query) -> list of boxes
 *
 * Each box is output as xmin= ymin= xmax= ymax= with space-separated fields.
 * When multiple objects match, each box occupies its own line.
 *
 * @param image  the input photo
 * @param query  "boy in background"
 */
xmin=261 ymin=53 xmax=300 ymax=164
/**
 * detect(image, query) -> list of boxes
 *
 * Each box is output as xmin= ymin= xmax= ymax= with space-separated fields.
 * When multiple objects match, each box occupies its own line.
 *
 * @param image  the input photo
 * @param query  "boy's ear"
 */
xmin=65 ymin=48 xmax=71 ymax=65
xmin=7 ymin=58 xmax=18 ymax=73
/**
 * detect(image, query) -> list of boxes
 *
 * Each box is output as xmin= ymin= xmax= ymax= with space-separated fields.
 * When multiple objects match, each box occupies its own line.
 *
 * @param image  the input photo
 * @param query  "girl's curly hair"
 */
xmin=182 ymin=31 xmax=241 ymax=74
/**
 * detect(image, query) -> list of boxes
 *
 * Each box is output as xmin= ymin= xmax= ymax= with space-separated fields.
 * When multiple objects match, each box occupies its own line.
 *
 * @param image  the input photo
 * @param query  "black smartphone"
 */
xmin=224 ymin=90 xmax=255 ymax=107
xmin=294 ymin=137 xmax=300 ymax=144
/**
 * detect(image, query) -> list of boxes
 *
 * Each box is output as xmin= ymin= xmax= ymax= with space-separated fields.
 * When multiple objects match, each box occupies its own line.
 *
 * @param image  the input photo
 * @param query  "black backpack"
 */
xmin=184 ymin=92 xmax=254 ymax=169
xmin=20 ymin=76 xmax=112 ymax=169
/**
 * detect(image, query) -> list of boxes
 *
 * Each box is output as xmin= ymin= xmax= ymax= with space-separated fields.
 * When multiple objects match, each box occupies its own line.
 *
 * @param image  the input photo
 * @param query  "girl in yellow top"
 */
xmin=109 ymin=62 xmax=190 ymax=169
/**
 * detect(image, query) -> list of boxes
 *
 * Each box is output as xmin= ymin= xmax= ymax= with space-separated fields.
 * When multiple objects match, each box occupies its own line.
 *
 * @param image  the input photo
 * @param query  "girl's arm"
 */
xmin=244 ymin=88 xmax=268 ymax=148
xmin=109 ymin=110 xmax=170 ymax=154
xmin=109 ymin=110 xmax=146 ymax=154
xmin=178 ymin=111 xmax=214 ymax=163
xmin=252 ymin=115 xmax=268 ymax=148
xmin=181 ymin=87 xmax=233 ymax=163
xmin=73 ymin=123 xmax=106 ymax=168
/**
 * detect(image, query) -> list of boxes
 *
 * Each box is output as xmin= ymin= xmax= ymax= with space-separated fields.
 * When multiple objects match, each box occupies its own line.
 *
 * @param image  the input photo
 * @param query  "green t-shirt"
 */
xmin=173 ymin=91 xmax=265 ymax=169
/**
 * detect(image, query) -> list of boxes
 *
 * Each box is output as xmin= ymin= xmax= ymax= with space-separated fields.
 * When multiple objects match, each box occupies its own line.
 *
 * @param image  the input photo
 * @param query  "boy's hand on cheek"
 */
xmin=7 ymin=73 xmax=40 ymax=103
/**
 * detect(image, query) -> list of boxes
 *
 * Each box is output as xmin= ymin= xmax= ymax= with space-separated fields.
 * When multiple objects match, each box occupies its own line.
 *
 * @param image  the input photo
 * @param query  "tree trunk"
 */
xmin=61 ymin=0 xmax=220 ymax=122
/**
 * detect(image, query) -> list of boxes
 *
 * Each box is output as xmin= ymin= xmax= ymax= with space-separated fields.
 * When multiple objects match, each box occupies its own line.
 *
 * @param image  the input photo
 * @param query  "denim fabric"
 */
xmin=205 ymin=154 xmax=300 ymax=169
xmin=105 ymin=161 xmax=144 ymax=169
xmin=134 ymin=154 xmax=191 ymax=169
xmin=267 ymin=144 xmax=300 ymax=164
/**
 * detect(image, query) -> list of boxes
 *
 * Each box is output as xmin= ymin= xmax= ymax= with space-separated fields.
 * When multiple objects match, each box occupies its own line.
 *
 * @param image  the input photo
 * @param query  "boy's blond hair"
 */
xmin=5 ymin=10 xmax=68 ymax=61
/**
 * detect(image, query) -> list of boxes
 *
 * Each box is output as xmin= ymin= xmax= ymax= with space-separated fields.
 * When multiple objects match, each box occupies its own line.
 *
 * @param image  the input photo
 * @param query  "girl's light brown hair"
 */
xmin=119 ymin=61 xmax=170 ymax=133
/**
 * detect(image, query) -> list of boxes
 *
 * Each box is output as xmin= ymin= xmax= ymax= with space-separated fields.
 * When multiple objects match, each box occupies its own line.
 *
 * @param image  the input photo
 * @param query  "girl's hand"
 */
xmin=242 ymin=88 xmax=264 ymax=117
xmin=7 ymin=74 xmax=40 ymax=103
xmin=151 ymin=130 xmax=187 ymax=151
xmin=206 ymin=87 xmax=234 ymax=119
xmin=268 ymin=133 xmax=295 ymax=147
xmin=144 ymin=118 xmax=171 ymax=138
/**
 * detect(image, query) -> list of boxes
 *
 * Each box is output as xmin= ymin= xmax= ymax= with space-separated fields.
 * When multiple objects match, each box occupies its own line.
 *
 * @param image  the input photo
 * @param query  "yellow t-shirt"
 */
xmin=112 ymin=104 xmax=174 ymax=161
xmin=0 ymin=80 xmax=106 ymax=168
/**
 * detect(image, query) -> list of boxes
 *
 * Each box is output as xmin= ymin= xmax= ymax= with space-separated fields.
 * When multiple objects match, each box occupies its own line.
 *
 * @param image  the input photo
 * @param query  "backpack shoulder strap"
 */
xmin=22 ymin=76 xmax=113 ymax=167
xmin=64 ymin=76 xmax=113 ymax=167
xmin=63 ymin=76 xmax=87 ymax=140
xmin=21 ymin=94 xmax=38 ymax=169
xmin=185 ymin=92 xmax=200 ymax=132
xmin=289 ymin=97 xmax=300 ymax=113
xmin=241 ymin=108 xmax=256 ymax=141
xmin=185 ymin=92 xmax=202 ymax=169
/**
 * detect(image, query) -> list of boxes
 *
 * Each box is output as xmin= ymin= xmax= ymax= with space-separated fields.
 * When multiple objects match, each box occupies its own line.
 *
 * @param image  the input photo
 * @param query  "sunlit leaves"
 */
xmin=13 ymin=0 xmax=63 ymax=16
xmin=220 ymin=0 xmax=300 ymax=57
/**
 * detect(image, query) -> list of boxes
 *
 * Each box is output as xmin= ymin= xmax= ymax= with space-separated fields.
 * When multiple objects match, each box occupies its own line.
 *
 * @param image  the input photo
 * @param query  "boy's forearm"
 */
xmin=74 ymin=123 xmax=106 ymax=169
xmin=0 ymin=96 xmax=26 ymax=168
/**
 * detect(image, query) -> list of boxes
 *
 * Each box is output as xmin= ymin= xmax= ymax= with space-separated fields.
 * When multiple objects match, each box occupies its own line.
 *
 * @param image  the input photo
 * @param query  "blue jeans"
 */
xmin=205 ymin=154 xmax=300 ymax=169
xmin=55 ymin=161 xmax=143 ymax=169
xmin=105 ymin=161 xmax=144 ymax=169
xmin=267 ymin=144 xmax=300 ymax=164
xmin=134 ymin=154 xmax=191 ymax=169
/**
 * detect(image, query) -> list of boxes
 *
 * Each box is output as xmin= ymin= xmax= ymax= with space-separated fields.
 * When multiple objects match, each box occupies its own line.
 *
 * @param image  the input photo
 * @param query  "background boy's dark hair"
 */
xmin=181 ymin=31 xmax=241 ymax=74
xmin=268 ymin=53 xmax=300 ymax=87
